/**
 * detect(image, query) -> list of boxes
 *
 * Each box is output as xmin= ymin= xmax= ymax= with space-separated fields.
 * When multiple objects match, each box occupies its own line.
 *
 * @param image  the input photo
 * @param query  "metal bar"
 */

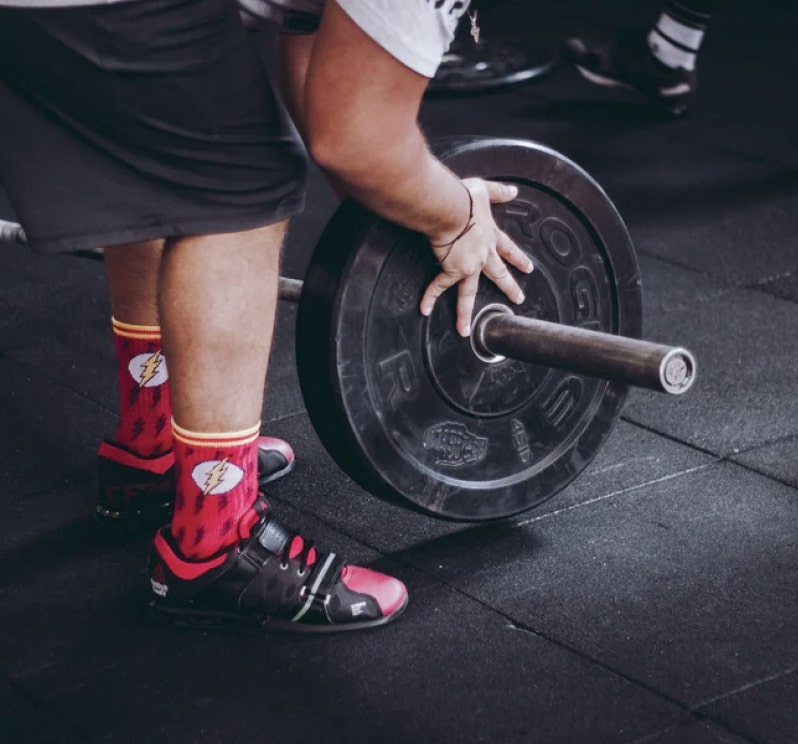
xmin=1 ymin=218 xmax=303 ymax=303
xmin=0 ymin=218 xmax=25 ymax=244
xmin=278 ymin=277 xmax=303 ymax=303
xmin=476 ymin=308 xmax=696 ymax=395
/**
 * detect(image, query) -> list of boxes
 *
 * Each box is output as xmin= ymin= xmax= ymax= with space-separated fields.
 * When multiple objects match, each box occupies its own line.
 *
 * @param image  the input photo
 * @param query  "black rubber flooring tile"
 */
xmin=9 ymin=337 xmax=117 ymax=415
xmin=0 ymin=476 xmax=691 ymax=743
xmin=676 ymin=49 xmax=798 ymax=169
xmin=10 ymin=574 xmax=691 ymax=744
xmin=629 ymin=167 xmax=798 ymax=287
xmin=0 ymin=357 xmax=113 ymax=499
xmin=698 ymin=669 xmax=798 ymax=744
xmin=0 ymin=703 xmax=89 ymax=744
xmin=730 ymin=437 xmax=798 ymax=490
xmin=622 ymin=256 xmax=798 ymax=456
xmin=399 ymin=461 xmax=798 ymax=707
xmin=643 ymin=721 xmax=754 ymax=744
xmin=0 ymin=251 xmax=109 ymax=352
xmin=0 ymin=680 xmax=90 ymax=743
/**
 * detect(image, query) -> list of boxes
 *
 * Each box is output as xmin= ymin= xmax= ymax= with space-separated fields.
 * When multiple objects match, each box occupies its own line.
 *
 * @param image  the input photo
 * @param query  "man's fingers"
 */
xmin=496 ymin=230 xmax=534 ymax=274
xmin=483 ymin=180 xmax=519 ymax=204
xmin=484 ymin=254 xmax=525 ymax=305
xmin=456 ymin=273 xmax=480 ymax=337
xmin=420 ymin=271 xmax=458 ymax=317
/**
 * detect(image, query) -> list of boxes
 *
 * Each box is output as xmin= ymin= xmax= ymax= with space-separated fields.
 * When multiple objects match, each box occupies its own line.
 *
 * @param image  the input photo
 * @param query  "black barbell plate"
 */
xmin=296 ymin=137 xmax=641 ymax=522
xmin=426 ymin=40 xmax=557 ymax=97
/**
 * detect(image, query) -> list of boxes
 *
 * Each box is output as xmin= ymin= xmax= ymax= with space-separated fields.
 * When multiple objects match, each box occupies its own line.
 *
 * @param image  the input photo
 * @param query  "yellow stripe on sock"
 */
xmin=172 ymin=419 xmax=261 ymax=448
xmin=112 ymin=317 xmax=162 ymax=341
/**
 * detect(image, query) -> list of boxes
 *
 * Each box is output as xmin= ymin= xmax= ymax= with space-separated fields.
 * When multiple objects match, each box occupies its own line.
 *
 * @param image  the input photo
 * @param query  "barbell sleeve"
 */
xmin=0 ymin=218 xmax=26 ymax=244
xmin=474 ymin=307 xmax=696 ymax=395
xmin=278 ymin=277 xmax=303 ymax=303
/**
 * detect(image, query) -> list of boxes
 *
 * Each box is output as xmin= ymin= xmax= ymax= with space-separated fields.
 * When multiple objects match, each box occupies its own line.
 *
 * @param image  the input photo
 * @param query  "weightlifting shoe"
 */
xmin=562 ymin=32 xmax=696 ymax=116
xmin=147 ymin=498 xmax=408 ymax=633
xmin=95 ymin=437 xmax=295 ymax=529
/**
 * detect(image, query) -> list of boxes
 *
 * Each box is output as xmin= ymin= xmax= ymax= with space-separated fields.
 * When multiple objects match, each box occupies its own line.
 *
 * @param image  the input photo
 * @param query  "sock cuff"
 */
xmin=112 ymin=316 xmax=162 ymax=341
xmin=172 ymin=419 xmax=261 ymax=448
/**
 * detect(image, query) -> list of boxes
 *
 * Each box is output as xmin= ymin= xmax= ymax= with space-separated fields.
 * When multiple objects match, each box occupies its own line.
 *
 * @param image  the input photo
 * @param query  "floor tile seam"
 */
xmin=728 ymin=460 xmax=798 ymax=496
xmin=691 ymin=664 xmax=798 ymax=712
xmin=457 ymin=606 xmax=706 ymax=725
xmin=668 ymin=127 xmax=798 ymax=171
xmin=260 ymin=408 xmax=307 ymax=425
xmin=742 ymin=276 xmax=798 ymax=306
xmin=630 ymin=720 xmax=758 ymax=744
xmin=619 ymin=415 xmax=742 ymax=460
xmin=499 ymin=617 xmax=770 ymax=744
xmin=513 ymin=462 xmax=715 ymax=527
xmin=626 ymin=415 xmax=798 ymax=476
xmin=634 ymin=250 xmax=795 ymax=299
xmin=2 ymin=352 xmax=117 ymax=418
xmin=627 ymin=249 xmax=742 ymax=294
xmin=727 ymin=428 xmax=798 ymax=458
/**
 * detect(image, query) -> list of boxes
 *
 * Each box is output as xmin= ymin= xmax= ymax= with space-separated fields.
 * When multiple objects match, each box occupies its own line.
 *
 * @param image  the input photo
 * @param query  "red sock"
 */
xmin=112 ymin=318 xmax=172 ymax=457
xmin=170 ymin=420 xmax=260 ymax=559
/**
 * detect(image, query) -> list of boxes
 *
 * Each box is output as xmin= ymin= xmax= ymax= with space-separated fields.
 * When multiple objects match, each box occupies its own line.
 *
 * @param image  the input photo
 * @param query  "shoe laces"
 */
xmin=282 ymin=533 xmax=318 ymax=575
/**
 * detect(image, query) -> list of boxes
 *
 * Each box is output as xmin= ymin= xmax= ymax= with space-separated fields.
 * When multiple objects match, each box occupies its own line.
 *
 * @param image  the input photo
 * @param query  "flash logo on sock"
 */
xmin=129 ymin=351 xmax=169 ymax=388
xmin=192 ymin=458 xmax=245 ymax=496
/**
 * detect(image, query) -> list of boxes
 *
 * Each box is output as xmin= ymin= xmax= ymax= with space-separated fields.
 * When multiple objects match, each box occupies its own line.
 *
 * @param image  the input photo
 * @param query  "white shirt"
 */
xmin=1 ymin=0 xmax=471 ymax=78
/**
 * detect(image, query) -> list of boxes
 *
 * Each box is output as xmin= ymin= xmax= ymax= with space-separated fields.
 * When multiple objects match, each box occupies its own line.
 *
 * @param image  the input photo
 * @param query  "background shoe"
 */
xmin=96 ymin=436 xmax=296 ymax=528
xmin=148 ymin=499 xmax=408 ymax=633
xmin=562 ymin=32 xmax=696 ymax=116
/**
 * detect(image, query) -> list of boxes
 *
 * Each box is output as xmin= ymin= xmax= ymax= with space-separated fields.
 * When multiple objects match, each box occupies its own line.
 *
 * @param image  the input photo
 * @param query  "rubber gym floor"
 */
xmin=1 ymin=1 xmax=797 ymax=742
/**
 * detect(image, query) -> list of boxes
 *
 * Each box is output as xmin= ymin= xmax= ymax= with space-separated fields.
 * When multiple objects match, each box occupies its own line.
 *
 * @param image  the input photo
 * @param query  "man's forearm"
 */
xmin=308 ymin=120 xmax=470 ymax=244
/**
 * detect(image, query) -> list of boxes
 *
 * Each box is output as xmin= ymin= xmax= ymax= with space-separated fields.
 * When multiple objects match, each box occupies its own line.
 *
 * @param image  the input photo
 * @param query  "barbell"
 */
xmin=0 ymin=136 xmax=696 ymax=522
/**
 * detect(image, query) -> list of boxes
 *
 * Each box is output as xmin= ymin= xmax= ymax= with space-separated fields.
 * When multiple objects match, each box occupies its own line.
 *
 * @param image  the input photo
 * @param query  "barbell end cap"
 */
xmin=659 ymin=348 xmax=697 ymax=395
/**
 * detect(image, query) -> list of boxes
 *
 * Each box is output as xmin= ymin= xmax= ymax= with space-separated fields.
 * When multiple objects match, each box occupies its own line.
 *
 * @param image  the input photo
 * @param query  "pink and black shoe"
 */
xmin=147 ymin=498 xmax=408 ymax=633
xmin=96 ymin=437 xmax=295 ymax=528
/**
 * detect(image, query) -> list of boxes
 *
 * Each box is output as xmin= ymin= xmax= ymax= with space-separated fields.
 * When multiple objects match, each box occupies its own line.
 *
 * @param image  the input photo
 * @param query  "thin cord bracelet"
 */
xmin=430 ymin=183 xmax=476 ymax=259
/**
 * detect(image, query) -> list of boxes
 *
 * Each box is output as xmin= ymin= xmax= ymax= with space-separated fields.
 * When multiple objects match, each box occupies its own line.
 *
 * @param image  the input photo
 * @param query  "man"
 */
xmin=562 ymin=1 xmax=716 ymax=116
xmin=0 ymin=0 xmax=533 ymax=631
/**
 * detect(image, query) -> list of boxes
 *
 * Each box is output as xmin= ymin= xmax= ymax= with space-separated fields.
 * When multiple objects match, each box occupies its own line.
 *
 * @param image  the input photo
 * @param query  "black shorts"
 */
xmin=0 ymin=0 xmax=307 ymax=253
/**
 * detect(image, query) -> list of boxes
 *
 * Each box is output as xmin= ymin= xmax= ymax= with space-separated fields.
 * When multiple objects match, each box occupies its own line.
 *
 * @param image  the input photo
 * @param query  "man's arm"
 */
xmin=282 ymin=2 xmax=533 ymax=336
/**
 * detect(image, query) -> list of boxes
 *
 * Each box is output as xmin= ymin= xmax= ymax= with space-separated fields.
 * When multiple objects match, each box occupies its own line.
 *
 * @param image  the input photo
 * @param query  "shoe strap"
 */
xmin=253 ymin=514 xmax=292 ymax=555
xmin=291 ymin=552 xmax=346 ymax=623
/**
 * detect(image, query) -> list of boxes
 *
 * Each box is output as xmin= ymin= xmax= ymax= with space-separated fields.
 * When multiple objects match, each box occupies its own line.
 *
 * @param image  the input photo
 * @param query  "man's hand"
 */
xmin=420 ymin=178 xmax=534 ymax=337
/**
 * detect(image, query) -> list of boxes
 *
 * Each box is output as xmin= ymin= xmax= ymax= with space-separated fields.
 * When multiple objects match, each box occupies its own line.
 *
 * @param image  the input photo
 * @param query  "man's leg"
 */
xmin=147 ymin=223 xmax=408 ymax=631
xmin=97 ymin=238 xmax=295 ymax=527
xmin=647 ymin=1 xmax=715 ymax=72
xmin=159 ymin=224 xmax=282 ymax=557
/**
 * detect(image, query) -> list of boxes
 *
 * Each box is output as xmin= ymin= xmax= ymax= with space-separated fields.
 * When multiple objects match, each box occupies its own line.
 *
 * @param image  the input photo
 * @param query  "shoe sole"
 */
xmin=258 ymin=455 xmax=295 ymax=487
xmin=147 ymin=593 xmax=408 ymax=634
xmin=573 ymin=64 xmax=690 ymax=116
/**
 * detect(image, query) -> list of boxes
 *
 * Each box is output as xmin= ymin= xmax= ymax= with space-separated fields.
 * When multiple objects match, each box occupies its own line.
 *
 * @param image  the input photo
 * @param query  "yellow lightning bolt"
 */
xmin=138 ymin=350 xmax=163 ymax=388
xmin=203 ymin=457 xmax=230 ymax=496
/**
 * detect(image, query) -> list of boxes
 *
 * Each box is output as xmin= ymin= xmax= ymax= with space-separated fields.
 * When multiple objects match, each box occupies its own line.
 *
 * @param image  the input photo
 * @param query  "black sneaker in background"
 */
xmin=561 ymin=32 xmax=696 ymax=116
